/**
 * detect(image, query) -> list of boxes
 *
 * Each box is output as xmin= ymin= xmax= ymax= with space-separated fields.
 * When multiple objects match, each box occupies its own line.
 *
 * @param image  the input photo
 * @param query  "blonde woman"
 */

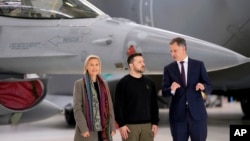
xmin=73 ymin=55 xmax=116 ymax=141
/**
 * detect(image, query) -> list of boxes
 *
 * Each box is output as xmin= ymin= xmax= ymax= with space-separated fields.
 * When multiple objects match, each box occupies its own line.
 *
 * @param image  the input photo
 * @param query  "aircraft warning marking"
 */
xmin=9 ymin=42 xmax=41 ymax=50
xmin=49 ymin=35 xmax=83 ymax=46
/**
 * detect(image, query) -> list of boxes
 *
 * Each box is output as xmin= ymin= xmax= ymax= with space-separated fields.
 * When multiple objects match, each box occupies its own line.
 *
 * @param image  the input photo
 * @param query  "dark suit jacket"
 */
xmin=162 ymin=58 xmax=212 ymax=122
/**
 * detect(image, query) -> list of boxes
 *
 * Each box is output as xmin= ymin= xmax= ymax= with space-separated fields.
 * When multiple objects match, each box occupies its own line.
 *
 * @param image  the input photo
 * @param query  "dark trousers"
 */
xmin=98 ymin=131 xmax=102 ymax=141
xmin=170 ymin=108 xmax=207 ymax=141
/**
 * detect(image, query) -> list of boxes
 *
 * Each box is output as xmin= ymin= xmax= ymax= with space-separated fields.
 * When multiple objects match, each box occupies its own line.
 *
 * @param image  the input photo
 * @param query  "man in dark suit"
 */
xmin=162 ymin=37 xmax=212 ymax=141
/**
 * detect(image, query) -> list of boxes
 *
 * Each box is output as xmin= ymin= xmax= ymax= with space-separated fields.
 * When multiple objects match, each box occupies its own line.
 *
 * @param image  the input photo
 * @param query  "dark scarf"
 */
xmin=83 ymin=73 xmax=112 ymax=141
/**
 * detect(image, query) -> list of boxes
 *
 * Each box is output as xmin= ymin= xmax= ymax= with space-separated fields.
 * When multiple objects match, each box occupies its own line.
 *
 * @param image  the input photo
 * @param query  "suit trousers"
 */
xmin=170 ymin=107 xmax=207 ymax=141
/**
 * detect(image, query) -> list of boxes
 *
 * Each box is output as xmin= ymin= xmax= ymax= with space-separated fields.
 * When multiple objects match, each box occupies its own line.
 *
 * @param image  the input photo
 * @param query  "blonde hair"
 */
xmin=83 ymin=55 xmax=102 ymax=74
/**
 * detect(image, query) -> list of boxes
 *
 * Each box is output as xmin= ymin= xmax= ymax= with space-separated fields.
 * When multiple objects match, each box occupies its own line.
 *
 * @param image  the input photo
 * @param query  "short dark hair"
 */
xmin=169 ymin=37 xmax=187 ymax=47
xmin=127 ymin=53 xmax=143 ymax=65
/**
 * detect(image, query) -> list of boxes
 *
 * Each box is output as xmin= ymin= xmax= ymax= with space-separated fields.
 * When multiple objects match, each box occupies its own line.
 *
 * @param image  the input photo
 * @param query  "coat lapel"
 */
xmin=187 ymin=58 xmax=194 ymax=86
xmin=172 ymin=62 xmax=182 ymax=83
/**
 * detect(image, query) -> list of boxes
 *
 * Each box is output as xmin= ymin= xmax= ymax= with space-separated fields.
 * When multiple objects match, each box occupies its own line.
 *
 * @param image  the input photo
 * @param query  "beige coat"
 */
xmin=73 ymin=78 xmax=116 ymax=141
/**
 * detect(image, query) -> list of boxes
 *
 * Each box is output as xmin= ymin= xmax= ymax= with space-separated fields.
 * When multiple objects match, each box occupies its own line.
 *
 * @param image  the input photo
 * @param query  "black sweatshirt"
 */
xmin=114 ymin=74 xmax=159 ymax=127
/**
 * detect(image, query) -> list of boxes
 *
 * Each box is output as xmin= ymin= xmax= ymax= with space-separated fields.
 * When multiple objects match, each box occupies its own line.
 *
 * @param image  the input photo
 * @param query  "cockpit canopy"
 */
xmin=0 ymin=0 xmax=104 ymax=19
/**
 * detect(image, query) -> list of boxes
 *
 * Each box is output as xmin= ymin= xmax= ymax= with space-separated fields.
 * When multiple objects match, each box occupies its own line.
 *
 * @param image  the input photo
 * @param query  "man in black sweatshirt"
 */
xmin=114 ymin=53 xmax=159 ymax=141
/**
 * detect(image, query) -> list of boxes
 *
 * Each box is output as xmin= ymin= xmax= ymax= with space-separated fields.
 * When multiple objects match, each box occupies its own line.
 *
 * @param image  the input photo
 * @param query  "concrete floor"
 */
xmin=1 ymin=98 xmax=250 ymax=141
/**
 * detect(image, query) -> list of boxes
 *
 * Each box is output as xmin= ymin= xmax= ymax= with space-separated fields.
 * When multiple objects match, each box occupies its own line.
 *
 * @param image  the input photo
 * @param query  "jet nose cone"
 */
xmin=187 ymin=38 xmax=248 ymax=71
xmin=124 ymin=25 xmax=248 ymax=72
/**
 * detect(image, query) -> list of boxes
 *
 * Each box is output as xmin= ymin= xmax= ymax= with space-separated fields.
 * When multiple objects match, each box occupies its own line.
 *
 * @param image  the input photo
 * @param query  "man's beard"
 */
xmin=134 ymin=67 xmax=144 ymax=73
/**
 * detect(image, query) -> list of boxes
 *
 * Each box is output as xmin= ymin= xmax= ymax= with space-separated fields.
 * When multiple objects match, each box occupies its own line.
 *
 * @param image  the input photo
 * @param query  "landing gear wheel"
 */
xmin=240 ymin=97 xmax=250 ymax=119
xmin=64 ymin=103 xmax=75 ymax=126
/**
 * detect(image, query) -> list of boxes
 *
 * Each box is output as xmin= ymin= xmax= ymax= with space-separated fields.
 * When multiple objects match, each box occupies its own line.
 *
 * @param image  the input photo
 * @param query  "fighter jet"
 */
xmin=0 ymin=0 xmax=248 ymax=125
xmin=89 ymin=0 xmax=250 ymax=119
